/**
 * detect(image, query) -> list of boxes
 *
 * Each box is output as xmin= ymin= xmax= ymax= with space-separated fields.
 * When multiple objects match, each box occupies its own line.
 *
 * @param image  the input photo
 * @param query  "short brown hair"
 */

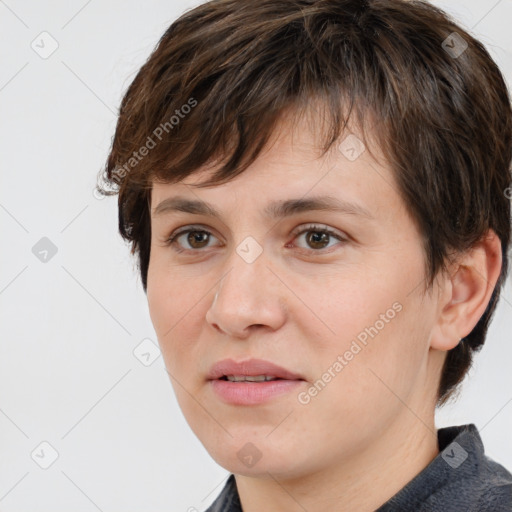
xmin=98 ymin=0 xmax=512 ymax=407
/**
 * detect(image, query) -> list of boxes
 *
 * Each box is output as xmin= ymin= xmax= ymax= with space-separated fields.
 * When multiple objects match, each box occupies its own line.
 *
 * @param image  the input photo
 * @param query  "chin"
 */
xmin=204 ymin=438 xmax=312 ymax=480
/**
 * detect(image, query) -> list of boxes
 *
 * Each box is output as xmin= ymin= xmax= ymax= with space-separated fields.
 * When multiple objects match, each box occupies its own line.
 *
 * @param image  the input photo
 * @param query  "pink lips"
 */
xmin=207 ymin=358 xmax=305 ymax=405
xmin=207 ymin=358 xmax=304 ymax=381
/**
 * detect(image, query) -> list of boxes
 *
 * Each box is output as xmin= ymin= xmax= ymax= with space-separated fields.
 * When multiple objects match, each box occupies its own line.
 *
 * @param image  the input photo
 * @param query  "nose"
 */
xmin=205 ymin=250 xmax=288 ymax=338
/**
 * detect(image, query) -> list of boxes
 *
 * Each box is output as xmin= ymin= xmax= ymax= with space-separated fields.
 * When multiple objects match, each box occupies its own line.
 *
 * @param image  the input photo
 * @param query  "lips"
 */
xmin=207 ymin=358 xmax=306 ymax=405
xmin=207 ymin=358 xmax=305 ymax=381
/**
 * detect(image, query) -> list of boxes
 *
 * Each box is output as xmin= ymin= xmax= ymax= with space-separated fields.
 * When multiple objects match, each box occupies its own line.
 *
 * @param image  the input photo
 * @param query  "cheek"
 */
xmin=147 ymin=249 xmax=190 ymax=330
xmin=295 ymin=302 xmax=428 ymax=460
xmin=307 ymin=262 xmax=430 ymax=402
xmin=301 ymin=271 xmax=398 ymax=355
xmin=146 ymin=259 xmax=209 ymax=377
xmin=147 ymin=261 xmax=183 ymax=354
xmin=146 ymin=266 xmax=170 ymax=337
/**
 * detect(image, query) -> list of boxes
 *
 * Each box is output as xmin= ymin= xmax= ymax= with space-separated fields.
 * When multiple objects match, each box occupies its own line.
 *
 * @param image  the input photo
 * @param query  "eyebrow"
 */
xmin=152 ymin=195 xmax=375 ymax=221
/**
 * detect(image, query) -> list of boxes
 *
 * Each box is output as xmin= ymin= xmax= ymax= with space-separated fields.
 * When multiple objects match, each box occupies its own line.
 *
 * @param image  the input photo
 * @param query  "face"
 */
xmin=146 ymin=112 xmax=445 ymax=480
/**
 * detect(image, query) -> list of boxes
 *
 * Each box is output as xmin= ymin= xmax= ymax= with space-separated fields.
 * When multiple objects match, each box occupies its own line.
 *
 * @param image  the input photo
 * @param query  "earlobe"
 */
xmin=430 ymin=229 xmax=502 ymax=352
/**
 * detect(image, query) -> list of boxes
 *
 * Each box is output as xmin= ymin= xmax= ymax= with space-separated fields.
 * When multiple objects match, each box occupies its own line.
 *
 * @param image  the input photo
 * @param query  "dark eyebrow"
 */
xmin=152 ymin=195 xmax=374 ymax=221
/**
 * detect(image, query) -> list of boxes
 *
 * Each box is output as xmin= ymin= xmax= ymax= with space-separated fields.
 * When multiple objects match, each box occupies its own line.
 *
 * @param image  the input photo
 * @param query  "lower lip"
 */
xmin=209 ymin=379 xmax=304 ymax=405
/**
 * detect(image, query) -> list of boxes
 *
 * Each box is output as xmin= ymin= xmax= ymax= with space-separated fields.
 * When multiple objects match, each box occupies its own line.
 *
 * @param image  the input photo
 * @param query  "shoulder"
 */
xmin=378 ymin=424 xmax=512 ymax=512
xmin=472 ymin=456 xmax=512 ymax=511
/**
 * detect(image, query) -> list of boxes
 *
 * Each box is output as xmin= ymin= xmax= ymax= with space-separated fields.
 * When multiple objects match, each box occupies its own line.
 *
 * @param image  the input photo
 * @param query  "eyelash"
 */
xmin=164 ymin=223 xmax=347 ymax=254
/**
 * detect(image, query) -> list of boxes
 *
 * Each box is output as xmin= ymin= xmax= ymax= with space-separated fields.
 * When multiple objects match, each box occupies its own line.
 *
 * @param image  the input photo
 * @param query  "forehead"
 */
xmin=150 ymin=110 xmax=401 ymax=225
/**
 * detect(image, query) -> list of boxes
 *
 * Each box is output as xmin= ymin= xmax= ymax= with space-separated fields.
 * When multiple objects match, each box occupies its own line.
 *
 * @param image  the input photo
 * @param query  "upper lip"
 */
xmin=207 ymin=358 xmax=305 ymax=380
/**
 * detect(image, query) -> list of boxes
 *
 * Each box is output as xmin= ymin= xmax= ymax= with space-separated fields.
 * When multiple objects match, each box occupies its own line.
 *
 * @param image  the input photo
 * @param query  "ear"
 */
xmin=430 ymin=229 xmax=502 ymax=351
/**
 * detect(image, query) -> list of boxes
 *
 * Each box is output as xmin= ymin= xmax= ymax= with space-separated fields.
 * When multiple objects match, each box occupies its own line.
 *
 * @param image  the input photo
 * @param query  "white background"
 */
xmin=1 ymin=1 xmax=511 ymax=510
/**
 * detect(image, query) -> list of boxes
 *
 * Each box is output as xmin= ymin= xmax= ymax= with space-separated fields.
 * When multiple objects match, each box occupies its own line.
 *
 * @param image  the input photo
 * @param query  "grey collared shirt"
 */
xmin=205 ymin=424 xmax=512 ymax=511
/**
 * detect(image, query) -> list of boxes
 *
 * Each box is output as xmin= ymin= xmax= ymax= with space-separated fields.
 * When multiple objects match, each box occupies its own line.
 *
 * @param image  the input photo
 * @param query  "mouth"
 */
xmin=207 ymin=358 xmax=305 ymax=381
xmin=218 ymin=375 xmax=287 ymax=382
xmin=207 ymin=358 xmax=306 ymax=405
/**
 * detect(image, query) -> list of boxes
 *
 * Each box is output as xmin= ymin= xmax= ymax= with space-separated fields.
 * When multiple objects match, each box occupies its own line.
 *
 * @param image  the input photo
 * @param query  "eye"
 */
xmin=289 ymin=223 xmax=348 ymax=252
xmin=164 ymin=223 xmax=348 ymax=254
xmin=164 ymin=225 xmax=219 ymax=252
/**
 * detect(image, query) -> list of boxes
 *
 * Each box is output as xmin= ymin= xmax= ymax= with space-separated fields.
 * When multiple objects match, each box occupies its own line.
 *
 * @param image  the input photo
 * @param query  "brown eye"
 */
xmin=185 ymin=231 xmax=210 ymax=249
xmin=165 ymin=226 xmax=218 ymax=252
xmin=165 ymin=223 xmax=347 ymax=254
xmin=292 ymin=224 xmax=347 ymax=252
xmin=305 ymin=230 xmax=330 ymax=250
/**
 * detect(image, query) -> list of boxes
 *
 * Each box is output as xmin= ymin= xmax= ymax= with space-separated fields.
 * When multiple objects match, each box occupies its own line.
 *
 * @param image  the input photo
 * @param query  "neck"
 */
xmin=234 ymin=411 xmax=439 ymax=512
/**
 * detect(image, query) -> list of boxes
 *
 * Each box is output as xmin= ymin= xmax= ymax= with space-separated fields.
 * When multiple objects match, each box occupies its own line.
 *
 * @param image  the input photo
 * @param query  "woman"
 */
xmin=98 ymin=0 xmax=512 ymax=509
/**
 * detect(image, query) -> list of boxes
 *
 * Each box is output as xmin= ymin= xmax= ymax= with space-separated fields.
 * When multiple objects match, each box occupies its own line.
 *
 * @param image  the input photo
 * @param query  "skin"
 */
xmin=146 ymin=110 xmax=502 ymax=512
